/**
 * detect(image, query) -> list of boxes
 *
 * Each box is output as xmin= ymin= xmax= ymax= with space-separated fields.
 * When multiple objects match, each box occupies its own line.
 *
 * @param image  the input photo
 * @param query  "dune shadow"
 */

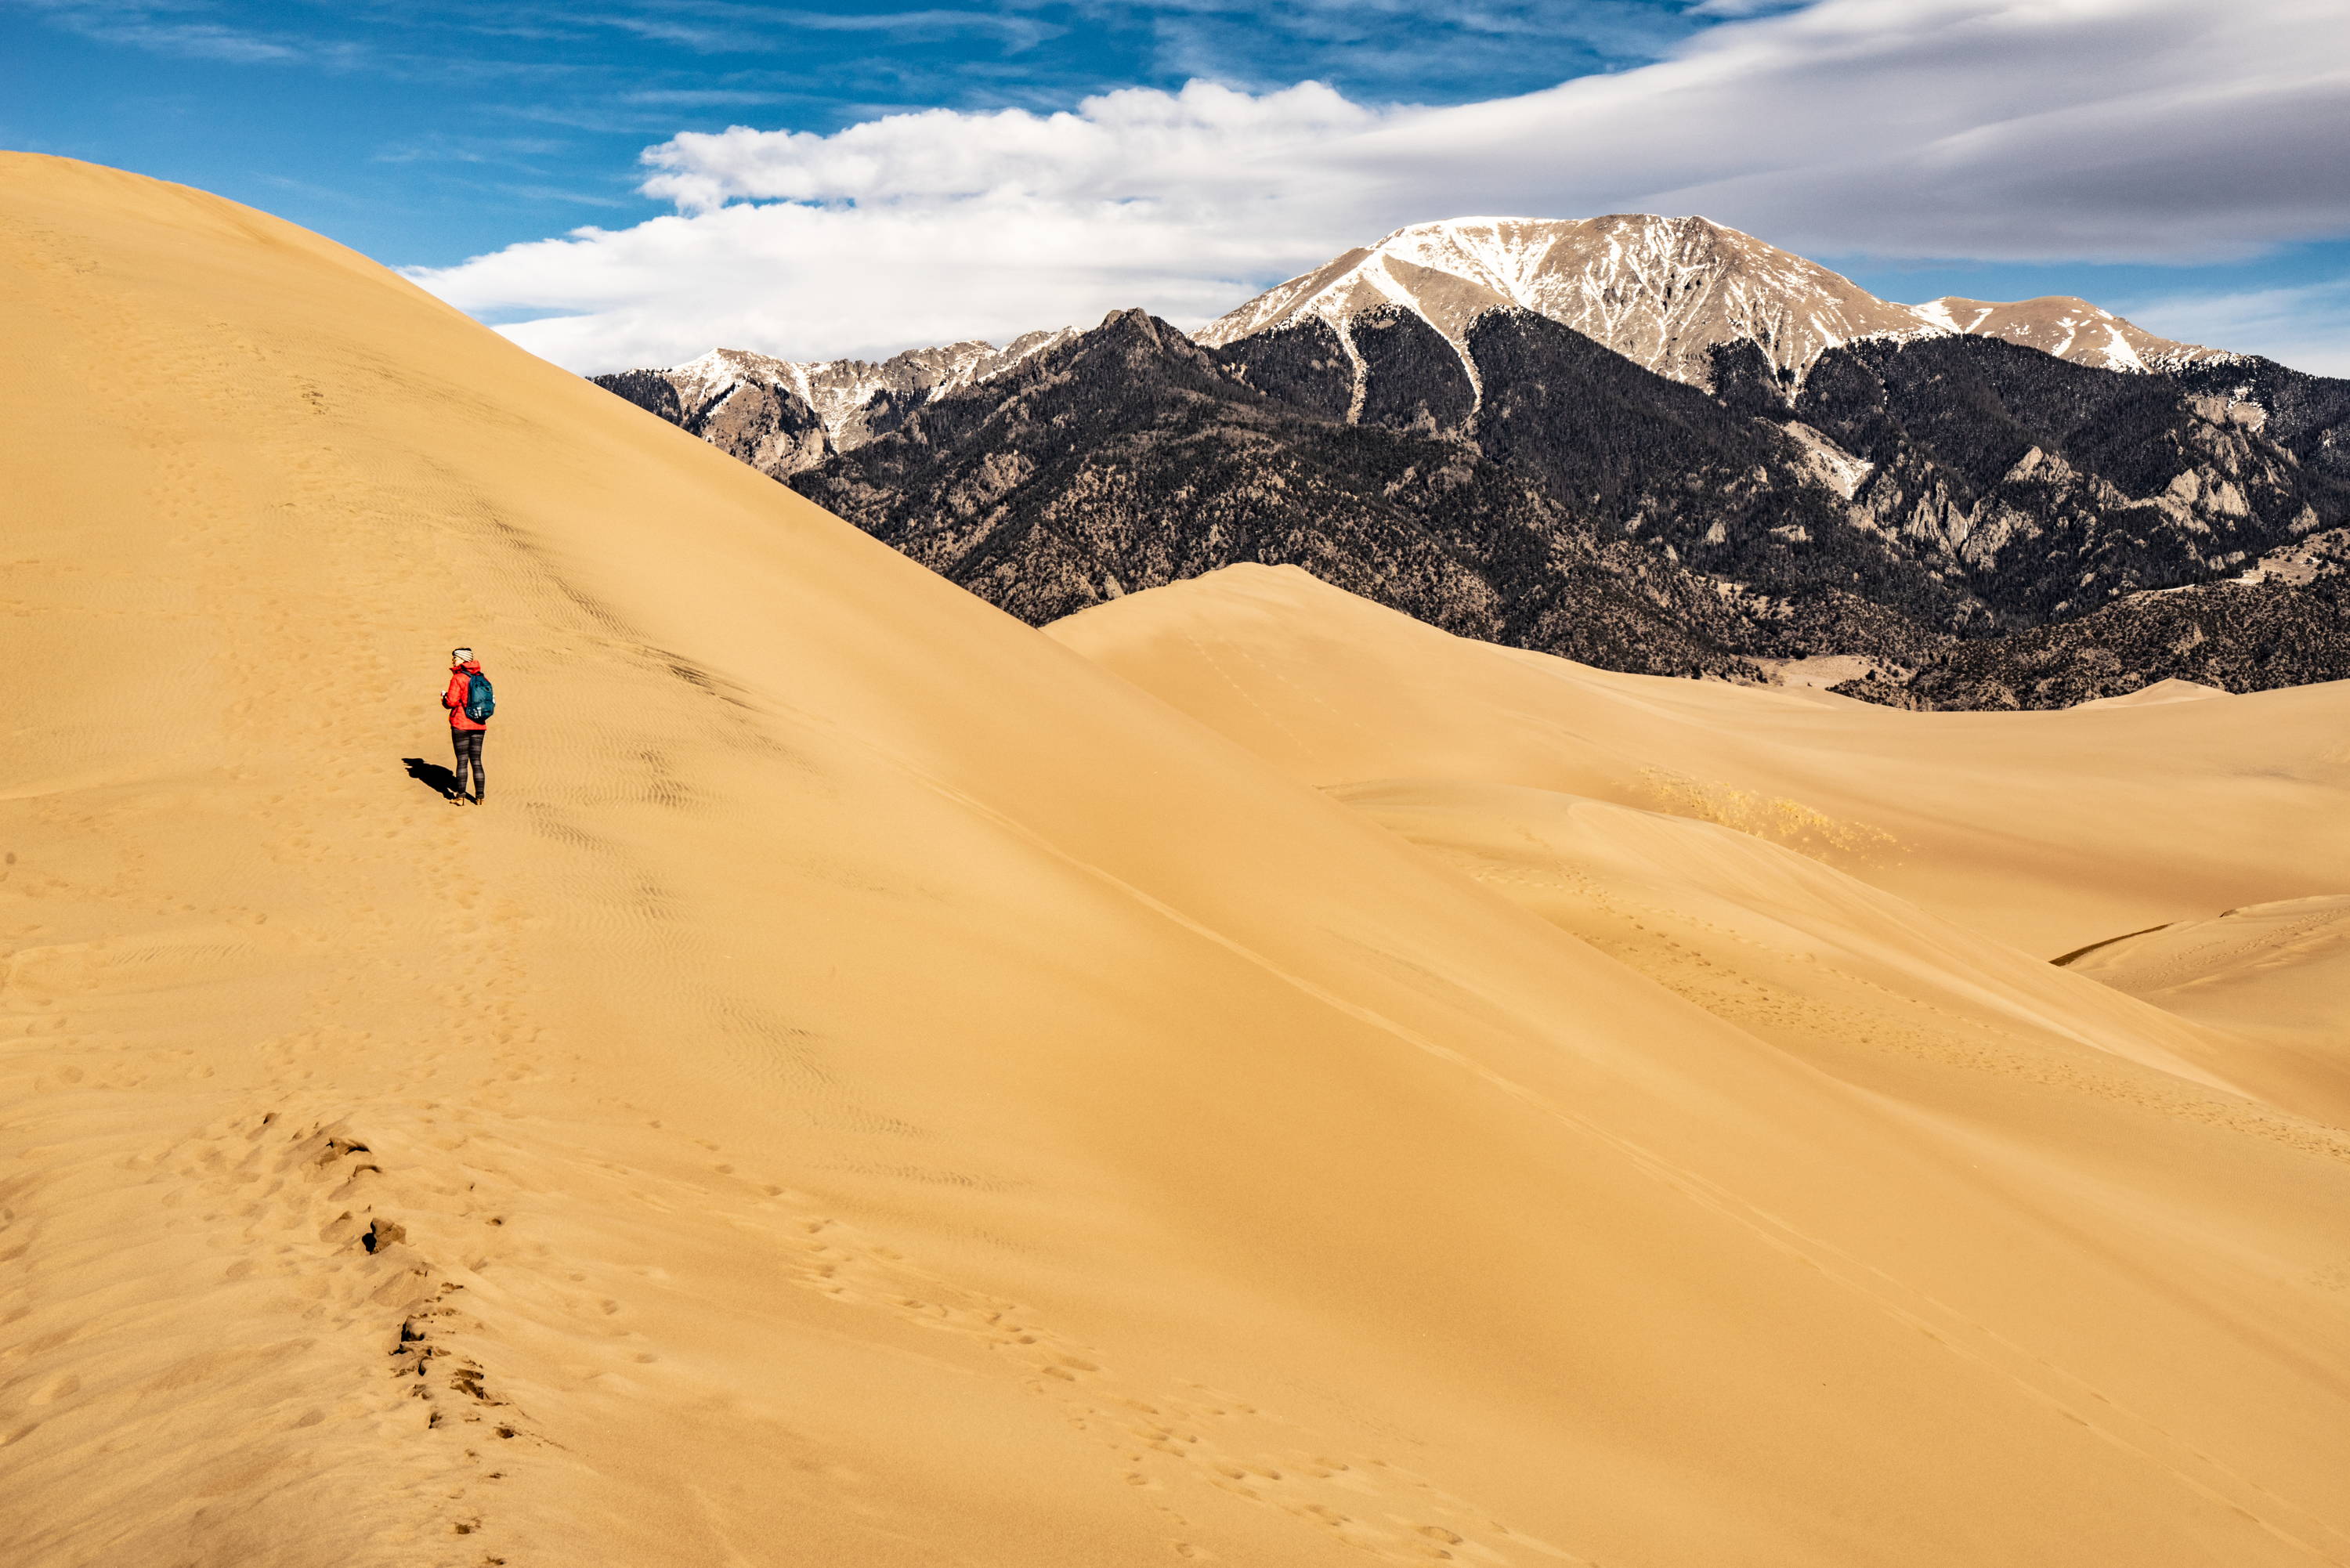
xmin=403 ymin=757 xmax=460 ymax=799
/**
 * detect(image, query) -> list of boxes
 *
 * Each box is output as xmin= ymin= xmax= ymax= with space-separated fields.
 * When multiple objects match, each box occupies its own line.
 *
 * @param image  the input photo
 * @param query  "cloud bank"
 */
xmin=408 ymin=0 xmax=2350 ymax=373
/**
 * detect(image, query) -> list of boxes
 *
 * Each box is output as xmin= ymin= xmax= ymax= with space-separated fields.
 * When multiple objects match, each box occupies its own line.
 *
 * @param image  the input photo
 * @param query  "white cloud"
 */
xmin=416 ymin=80 xmax=1378 ymax=369
xmin=635 ymin=78 xmax=1371 ymax=212
xmin=407 ymin=0 xmax=2350 ymax=373
xmin=423 ymin=190 xmax=1321 ymax=372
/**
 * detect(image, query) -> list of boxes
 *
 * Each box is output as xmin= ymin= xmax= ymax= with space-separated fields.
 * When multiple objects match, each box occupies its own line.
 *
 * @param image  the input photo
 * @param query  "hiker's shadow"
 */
xmin=402 ymin=757 xmax=460 ymax=799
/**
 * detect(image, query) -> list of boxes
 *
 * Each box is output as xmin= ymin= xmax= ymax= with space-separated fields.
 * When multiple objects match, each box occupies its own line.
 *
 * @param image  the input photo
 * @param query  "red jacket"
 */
xmin=443 ymin=661 xmax=487 ymax=731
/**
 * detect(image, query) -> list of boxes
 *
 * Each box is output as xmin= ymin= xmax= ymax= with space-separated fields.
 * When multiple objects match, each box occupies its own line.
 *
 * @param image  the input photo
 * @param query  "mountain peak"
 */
xmin=1202 ymin=215 xmax=2227 ymax=389
xmin=1198 ymin=213 xmax=1925 ymax=390
xmin=1364 ymin=211 xmax=1748 ymax=251
xmin=1912 ymin=294 xmax=2220 ymax=372
xmin=609 ymin=326 xmax=1080 ymax=471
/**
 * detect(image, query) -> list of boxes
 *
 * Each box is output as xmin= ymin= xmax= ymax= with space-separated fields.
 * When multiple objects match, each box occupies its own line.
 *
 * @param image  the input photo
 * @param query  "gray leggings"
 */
xmin=450 ymin=728 xmax=486 ymax=799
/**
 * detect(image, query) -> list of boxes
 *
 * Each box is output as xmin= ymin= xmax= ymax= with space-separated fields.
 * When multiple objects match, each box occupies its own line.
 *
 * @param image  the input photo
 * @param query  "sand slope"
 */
xmin=2064 ymin=896 xmax=2350 ymax=1125
xmin=1049 ymin=563 xmax=2350 ymax=957
xmin=2071 ymin=676 xmax=2232 ymax=710
xmin=6 ymin=157 xmax=2350 ymax=1568
xmin=1340 ymin=780 xmax=2251 ymax=1090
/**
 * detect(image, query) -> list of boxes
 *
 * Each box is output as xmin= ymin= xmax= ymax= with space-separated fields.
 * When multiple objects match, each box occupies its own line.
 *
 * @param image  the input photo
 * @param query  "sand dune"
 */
xmin=1049 ymin=562 xmax=2350 ymax=957
xmin=6 ymin=155 xmax=2350 ymax=1568
xmin=1339 ymin=780 xmax=2252 ymax=1091
xmin=2072 ymin=676 xmax=2232 ymax=710
xmin=2064 ymin=896 xmax=2350 ymax=1125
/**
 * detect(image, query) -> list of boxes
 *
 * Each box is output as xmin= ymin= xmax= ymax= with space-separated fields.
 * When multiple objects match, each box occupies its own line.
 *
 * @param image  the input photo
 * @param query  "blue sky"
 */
xmin=8 ymin=0 xmax=2348 ymax=374
xmin=2 ymin=1 xmax=1718 ymax=266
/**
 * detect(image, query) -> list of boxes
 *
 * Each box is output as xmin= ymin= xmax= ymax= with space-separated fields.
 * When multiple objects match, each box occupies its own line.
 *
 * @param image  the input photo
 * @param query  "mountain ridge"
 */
xmin=590 ymin=215 xmax=2350 ymax=710
xmin=778 ymin=302 xmax=2347 ymax=685
xmin=597 ymin=330 xmax=1078 ymax=477
xmin=594 ymin=212 xmax=2235 ymax=478
xmin=1194 ymin=215 xmax=2229 ymax=392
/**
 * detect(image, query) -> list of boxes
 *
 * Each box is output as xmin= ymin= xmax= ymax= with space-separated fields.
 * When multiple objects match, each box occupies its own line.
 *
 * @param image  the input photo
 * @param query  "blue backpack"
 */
xmin=463 ymin=671 xmax=496 ymax=724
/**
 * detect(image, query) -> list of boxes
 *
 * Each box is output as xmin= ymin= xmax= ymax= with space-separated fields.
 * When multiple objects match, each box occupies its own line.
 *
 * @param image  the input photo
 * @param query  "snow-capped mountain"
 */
xmin=584 ymin=211 xmax=2350 ymax=709
xmin=597 ymin=328 xmax=1076 ymax=475
xmin=602 ymin=215 xmax=2232 ymax=480
xmin=1911 ymin=295 xmax=2217 ymax=374
xmin=1196 ymin=215 xmax=1932 ymax=389
xmin=776 ymin=305 xmax=2348 ymax=707
xmin=1197 ymin=215 xmax=2222 ymax=391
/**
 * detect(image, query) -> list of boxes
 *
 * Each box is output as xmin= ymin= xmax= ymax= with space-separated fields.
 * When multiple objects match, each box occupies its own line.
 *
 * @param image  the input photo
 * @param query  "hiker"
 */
xmin=441 ymin=647 xmax=494 ymax=803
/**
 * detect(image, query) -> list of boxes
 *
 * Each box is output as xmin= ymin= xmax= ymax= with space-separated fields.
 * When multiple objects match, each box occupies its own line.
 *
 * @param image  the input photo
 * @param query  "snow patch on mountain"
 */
xmin=666 ymin=328 xmax=1077 ymax=458
xmin=1198 ymin=215 xmax=1932 ymax=391
xmin=1912 ymin=296 xmax=2223 ymax=374
xmin=595 ymin=328 xmax=1077 ymax=477
xmin=1202 ymin=215 xmax=2224 ymax=397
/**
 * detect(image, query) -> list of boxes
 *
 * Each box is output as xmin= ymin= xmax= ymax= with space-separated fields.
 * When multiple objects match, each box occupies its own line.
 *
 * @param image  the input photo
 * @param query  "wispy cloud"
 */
xmin=772 ymin=6 xmax=1058 ymax=46
xmin=620 ymin=87 xmax=798 ymax=107
xmin=13 ymin=0 xmax=359 ymax=65
xmin=7 ymin=0 xmax=599 ymax=77
xmin=488 ymin=182 xmax=638 ymax=208
xmin=583 ymin=2 xmax=1058 ymax=54
xmin=251 ymin=171 xmax=370 ymax=204
xmin=373 ymin=133 xmax=571 ymax=166
xmin=591 ymin=12 xmax=745 ymax=50
xmin=2126 ymin=280 xmax=2350 ymax=377
xmin=96 ymin=19 xmax=304 ymax=60
xmin=1068 ymin=0 xmax=1704 ymax=96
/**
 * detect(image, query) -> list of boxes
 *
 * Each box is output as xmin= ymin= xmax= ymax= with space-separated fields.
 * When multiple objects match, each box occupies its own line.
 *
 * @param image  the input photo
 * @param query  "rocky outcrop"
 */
xmin=1446 ymin=310 xmax=1962 ymax=633
xmin=1788 ymin=335 xmax=2342 ymax=623
xmin=2164 ymin=353 xmax=2350 ymax=491
xmin=1835 ymin=567 xmax=2350 ymax=710
xmin=591 ymin=331 xmax=1075 ymax=477
xmin=790 ymin=309 xmax=1877 ymax=679
xmin=1200 ymin=300 xmax=2345 ymax=645
xmin=594 ymin=352 xmax=830 ymax=475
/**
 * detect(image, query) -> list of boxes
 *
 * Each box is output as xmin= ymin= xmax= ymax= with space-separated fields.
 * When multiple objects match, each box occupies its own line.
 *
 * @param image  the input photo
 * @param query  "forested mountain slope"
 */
xmin=591 ymin=220 xmax=2350 ymax=710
